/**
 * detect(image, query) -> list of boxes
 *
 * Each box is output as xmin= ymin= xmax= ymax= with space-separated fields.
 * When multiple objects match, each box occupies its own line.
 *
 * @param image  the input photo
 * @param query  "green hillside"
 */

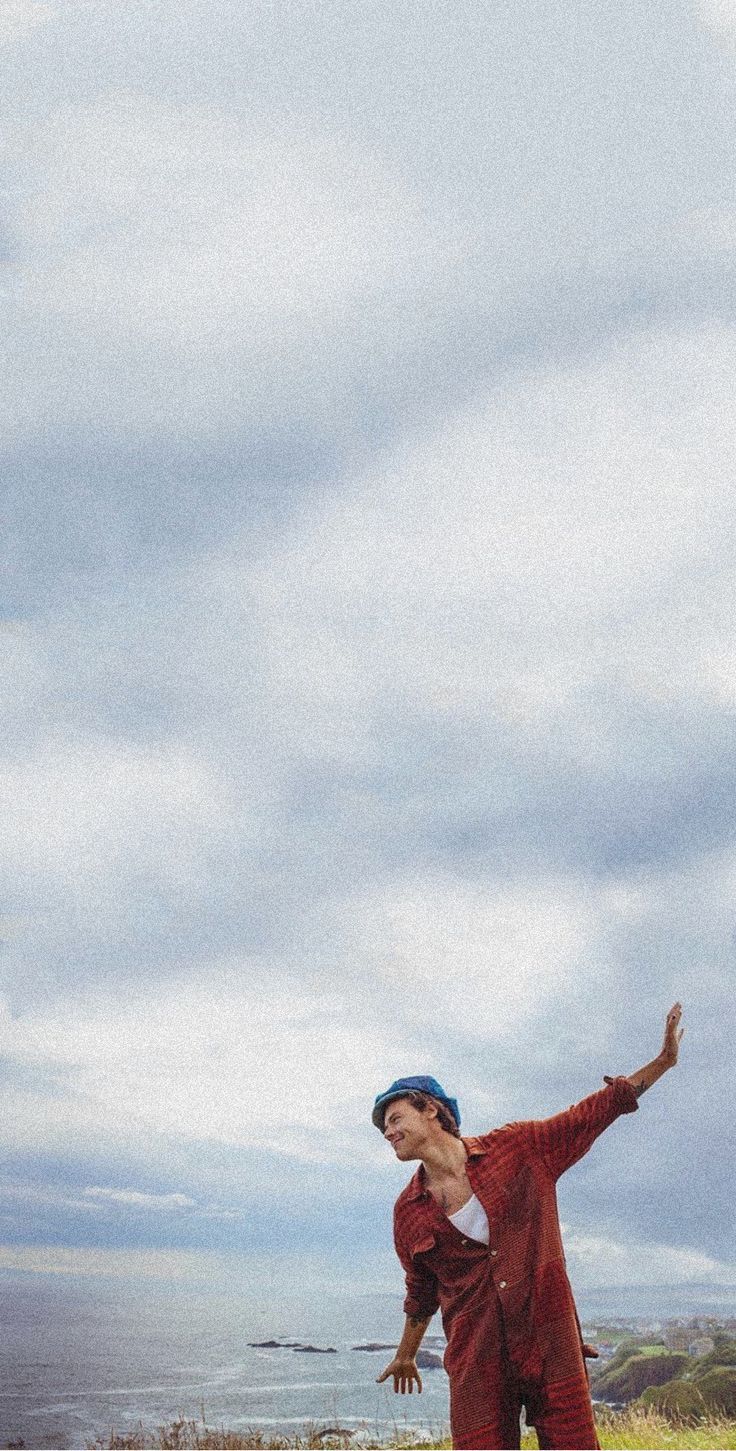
xmin=632 ymin=1334 xmax=736 ymax=1423
xmin=693 ymin=1334 xmax=736 ymax=1378
xmin=592 ymin=1348 xmax=687 ymax=1401
xmin=641 ymin=1365 xmax=736 ymax=1422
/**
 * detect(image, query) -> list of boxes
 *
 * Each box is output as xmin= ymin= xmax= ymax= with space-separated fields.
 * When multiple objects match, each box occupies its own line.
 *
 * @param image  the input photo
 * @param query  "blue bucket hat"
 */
xmin=372 ymin=1075 xmax=461 ymax=1130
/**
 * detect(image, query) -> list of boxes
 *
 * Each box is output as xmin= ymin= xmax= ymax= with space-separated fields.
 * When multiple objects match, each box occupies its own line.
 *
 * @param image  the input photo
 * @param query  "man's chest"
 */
xmin=427 ymin=1168 xmax=474 ymax=1215
xmin=400 ymin=1145 xmax=546 ymax=1249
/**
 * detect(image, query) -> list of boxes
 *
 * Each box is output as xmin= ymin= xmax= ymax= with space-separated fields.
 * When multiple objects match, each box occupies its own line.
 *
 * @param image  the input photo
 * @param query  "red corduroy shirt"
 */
xmin=393 ymin=1077 xmax=639 ymax=1437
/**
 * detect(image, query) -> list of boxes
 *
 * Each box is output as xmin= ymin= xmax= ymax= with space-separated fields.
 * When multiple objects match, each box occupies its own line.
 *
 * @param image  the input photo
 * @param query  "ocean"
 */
xmin=0 ymin=1271 xmax=451 ymax=1450
xmin=2 ymin=1270 xmax=734 ymax=1450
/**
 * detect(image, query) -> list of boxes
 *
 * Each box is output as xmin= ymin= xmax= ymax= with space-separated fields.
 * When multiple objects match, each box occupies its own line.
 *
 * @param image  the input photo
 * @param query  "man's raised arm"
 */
xmin=528 ymin=1002 xmax=684 ymax=1181
xmin=613 ymin=1000 xmax=684 ymax=1097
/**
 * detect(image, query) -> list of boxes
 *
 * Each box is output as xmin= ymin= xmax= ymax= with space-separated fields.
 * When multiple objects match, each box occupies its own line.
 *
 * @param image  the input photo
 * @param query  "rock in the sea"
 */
xmin=351 ymin=1342 xmax=397 ymax=1352
xmin=292 ymin=1343 xmax=337 ymax=1353
xmin=415 ymin=1349 xmax=444 ymax=1369
xmin=247 ymin=1338 xmax=337 ymax=1353
xmin=247 ymin=1339 xmax=299 ymax=1348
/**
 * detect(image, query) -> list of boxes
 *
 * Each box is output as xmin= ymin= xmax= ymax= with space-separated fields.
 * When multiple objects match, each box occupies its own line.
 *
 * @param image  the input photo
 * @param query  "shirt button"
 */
xmin=499 ymin=1280 xmax=507 ymax=1289
xmin=461 ymin=1238 xmax=468 ymax=1246
xmin=490 ymin=1248 xmax=498 ymax=1256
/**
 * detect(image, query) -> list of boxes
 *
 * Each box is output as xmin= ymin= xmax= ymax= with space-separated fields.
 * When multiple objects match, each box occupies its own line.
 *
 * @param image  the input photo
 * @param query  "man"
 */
xmin=374 ymin=1003 xmax=684 ymax=1450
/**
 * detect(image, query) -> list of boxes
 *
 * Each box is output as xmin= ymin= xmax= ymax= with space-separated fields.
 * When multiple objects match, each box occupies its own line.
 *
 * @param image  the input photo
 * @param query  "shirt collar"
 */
xmin=406 ymin=1167 xmax=426 ymax=1201
xmin=462 ymin=1135 xmax=488 ymax=1158
xmin=405 ymin=1137 xmax=488 ymax=1199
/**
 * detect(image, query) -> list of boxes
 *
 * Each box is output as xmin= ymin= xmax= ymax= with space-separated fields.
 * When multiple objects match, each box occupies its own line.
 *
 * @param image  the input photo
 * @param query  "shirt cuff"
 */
xmin=402 ymin=1292 xmax=439 ymax=1320
xmin=603 ymin=1074 xmax=640 ymax=1113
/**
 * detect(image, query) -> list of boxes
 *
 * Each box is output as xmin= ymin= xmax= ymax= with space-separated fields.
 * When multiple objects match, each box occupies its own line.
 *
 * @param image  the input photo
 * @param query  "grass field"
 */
xmin=93 ymin=1405 xmax=736 ymax=1449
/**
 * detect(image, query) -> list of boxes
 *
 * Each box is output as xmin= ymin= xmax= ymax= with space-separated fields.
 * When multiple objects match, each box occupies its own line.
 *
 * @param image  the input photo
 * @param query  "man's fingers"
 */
xmin=375 ymin=1363 xmax=422 ymax=1394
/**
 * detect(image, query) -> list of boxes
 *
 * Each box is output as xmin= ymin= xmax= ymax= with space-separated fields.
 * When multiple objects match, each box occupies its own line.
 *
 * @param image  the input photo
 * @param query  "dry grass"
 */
xmin=592 ymin=1403 xmax=736 ymax=1449
xmin=87 ymin=1405 xmax=736 ymax=1450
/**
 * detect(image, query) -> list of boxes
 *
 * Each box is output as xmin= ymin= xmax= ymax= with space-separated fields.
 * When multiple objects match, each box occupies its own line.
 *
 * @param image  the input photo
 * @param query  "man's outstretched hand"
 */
xmin=622 ymin=1001 xmax=685 ymax=1097
xmin=376 ymin=1357 xmax=423 ymax=1394
xmin=661 ymin=1002 xmax=684 ymax=1067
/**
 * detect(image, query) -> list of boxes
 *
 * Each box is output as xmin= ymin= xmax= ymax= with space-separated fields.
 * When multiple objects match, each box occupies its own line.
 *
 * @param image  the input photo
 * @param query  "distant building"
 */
xmin=664 ymin=1328 xmax=691 ymax=1351
xmin=688 ymin=1336 xmax=715 ymax=1358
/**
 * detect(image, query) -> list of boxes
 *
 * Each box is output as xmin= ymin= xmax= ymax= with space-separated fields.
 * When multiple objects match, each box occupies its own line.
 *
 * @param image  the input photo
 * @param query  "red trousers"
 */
xmin=451 ymin=1363 xmax=600 ymax=1450
xmin=446 ymin=1287 xmax=599 ymax=1450
xmin=452 ymin=1369 xmax=600 ymax=1449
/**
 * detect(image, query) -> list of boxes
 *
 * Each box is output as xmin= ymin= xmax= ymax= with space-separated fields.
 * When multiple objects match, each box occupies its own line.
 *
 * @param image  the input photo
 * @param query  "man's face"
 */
xmin=382 ymin=1098 xmax=434 ymax=1160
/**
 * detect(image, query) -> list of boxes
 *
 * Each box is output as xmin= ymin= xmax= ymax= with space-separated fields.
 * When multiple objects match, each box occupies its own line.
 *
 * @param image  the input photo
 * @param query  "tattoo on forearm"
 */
xmin=608 ymin=1072 xmax=650 ymax=1097
xmin=408 ymin=1315 xmax=430 ymax=1327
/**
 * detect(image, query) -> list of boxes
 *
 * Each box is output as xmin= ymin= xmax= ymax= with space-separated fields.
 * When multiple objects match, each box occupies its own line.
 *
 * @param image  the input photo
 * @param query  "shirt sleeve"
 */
xmin=394 ymin=1217 xmax=440 ymax=1321
xmin=526 ymin=1075 xmax=639 ymax=1181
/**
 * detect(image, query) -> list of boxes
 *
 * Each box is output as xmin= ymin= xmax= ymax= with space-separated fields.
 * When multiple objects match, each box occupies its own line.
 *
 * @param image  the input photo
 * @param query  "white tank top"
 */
xmin=446 ymin=1192 xmax=490 ymax=1245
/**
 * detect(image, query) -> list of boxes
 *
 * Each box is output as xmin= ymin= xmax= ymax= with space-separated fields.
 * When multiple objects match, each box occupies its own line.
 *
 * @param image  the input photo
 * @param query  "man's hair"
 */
xmin=381 ymin=1090 xmax=461 ymax=1137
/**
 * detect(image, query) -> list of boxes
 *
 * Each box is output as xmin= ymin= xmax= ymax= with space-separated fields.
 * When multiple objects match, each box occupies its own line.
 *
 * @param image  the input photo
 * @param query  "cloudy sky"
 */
xmin=1 ymin=0 xmax=735 ymax=1303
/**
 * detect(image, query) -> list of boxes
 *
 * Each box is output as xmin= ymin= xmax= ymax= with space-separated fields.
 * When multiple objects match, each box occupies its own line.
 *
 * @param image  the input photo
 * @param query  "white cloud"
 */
xmin=1 ymin=325 xmax=733 ymax=995
xmin=673 ymin=205 xmax=736 ymax=254
xmin=82 ymin=1186 xmax=196 ymax=1210
xmin=0 ymin=0 xmax=51 ymax=45
xmin=1 ymin=324 xmax=732 ymax=1118
xmin=174 ymin=321 xmax=736 ymax=790
xmin=0 ymin=850 xmax=711 ymax=1171
xmin=698 ymin=0 xmax=736 ymax=46
xmin=6 ymin=323 xmax=736 ymax=870
xmin=20 ymin=96 xmax=448 ymax=325
xmin=329 ymin=876 xmax=597 ymax=1040
xmin=2 ymin=0 xmax=732 ymax=463
xmin=3 ymin=92 xmax=464 ymax=441
xmin=562 ymin=1224 xmax=736 ymax=1287
xmin=0 ymin=1178 xmax=226 ymax=1217
xmin=0 ymin=738 xmax=236 ymax=904
xmin=0 ymin=968 xmax=409 ymax=1161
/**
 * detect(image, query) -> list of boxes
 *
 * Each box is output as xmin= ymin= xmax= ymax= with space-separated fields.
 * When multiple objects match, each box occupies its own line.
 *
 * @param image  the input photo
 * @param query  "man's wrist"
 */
xmin=631 ymin=1055 xmax=673 ymax=1096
